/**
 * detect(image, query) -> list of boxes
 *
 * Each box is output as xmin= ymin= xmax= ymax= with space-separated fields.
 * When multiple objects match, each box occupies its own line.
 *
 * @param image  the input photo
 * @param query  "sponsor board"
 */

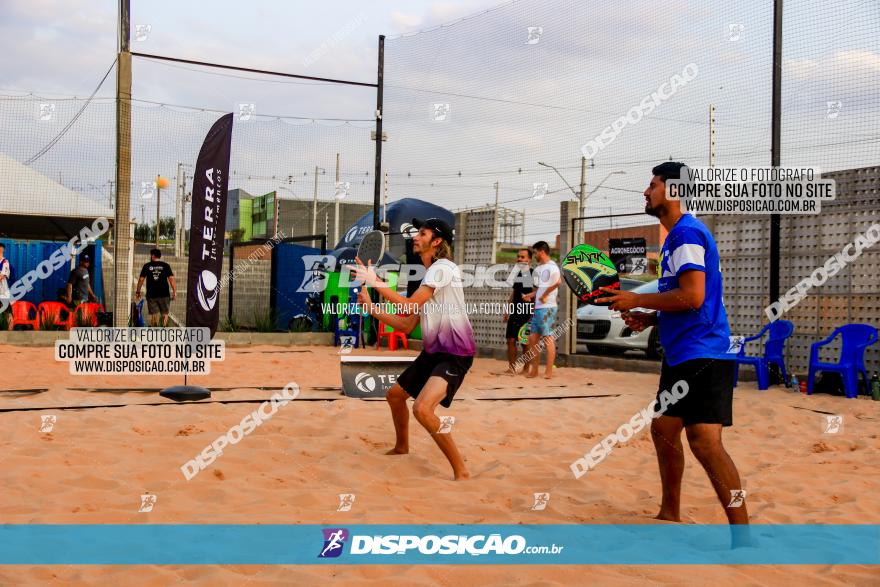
xmin=609 ymin=238 xmax=647 ymax=275
xmin=339 ymin=356 xmax=416 ymax=398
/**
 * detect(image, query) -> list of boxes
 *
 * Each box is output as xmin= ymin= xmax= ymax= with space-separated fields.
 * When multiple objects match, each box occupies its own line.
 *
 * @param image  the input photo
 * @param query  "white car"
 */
xmin=576 ymin=279 xmax=663 ymax=359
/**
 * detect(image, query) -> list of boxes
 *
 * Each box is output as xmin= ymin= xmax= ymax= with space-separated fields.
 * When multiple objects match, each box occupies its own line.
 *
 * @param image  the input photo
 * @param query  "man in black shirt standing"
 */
xmin=66 ymin=254 xmax=99 ymax=306
xmin=500 ymin=248 xmax=534 ymax=374
xmin=136 ymin=248 xmax=176 ymax=326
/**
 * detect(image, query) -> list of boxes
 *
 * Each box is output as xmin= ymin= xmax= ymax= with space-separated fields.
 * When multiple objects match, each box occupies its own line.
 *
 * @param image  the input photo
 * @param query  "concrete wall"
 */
xmin=274 ymin=200 xmax=372 ymax=245
xmin=454 ymin=207 xmax=510 ymax=349
xmin=712 ymin=165 xmax=880 ymax=377
xmin=223 ymin=256 xmax=272 ymax=328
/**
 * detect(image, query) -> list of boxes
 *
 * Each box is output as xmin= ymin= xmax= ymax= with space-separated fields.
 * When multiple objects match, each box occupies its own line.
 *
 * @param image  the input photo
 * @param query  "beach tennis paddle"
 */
xmin=357 ymin=230 xmax=386 ymax=266
xmin=561 ymin=244 xmax=620 ymax=306
xmin=517 ymin=322 xmax=531 ymax=345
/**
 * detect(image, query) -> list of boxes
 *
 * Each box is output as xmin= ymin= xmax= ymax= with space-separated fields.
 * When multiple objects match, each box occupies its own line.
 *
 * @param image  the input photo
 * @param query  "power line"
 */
xmin=131 ymin=51 xmax=377 ymax=88
xmin=381 ymin=136 xmax=880 ymax=179
xmin=25 ymin=59 xmax=117 ymax=165
xmin=129 ymin=98 xmax=374 ymax=123
xmin=386 ymin=83 xmax=730 ymax=128
xmin=0 ymin=91 xmax=116 ymax=101
xmin=387 ymin=0 xmax=521 ymax=39
xmin=131 ymin=57 xmax=355 ymax=88
xmin=0 ymin=91 xmax=374 ymax=123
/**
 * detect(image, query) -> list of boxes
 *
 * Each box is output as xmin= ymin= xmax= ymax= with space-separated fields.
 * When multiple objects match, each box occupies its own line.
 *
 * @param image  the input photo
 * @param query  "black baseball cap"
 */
xmin=412 ymin=217 xmax=454 ymax=245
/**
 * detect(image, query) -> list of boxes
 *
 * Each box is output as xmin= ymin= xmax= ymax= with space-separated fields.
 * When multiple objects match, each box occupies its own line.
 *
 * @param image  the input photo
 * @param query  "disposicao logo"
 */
xmin=319 ymin=528 xmax=349 ymax=558
xmin=196 ymin=270 xmax=219 ymax=311
xmin=318 ymin=529 xmax=560 ymax=558
xmin=296 ymin=255 xmax=338 ymax=293
xmin=346 ymin=533 xmax=529 ymax=556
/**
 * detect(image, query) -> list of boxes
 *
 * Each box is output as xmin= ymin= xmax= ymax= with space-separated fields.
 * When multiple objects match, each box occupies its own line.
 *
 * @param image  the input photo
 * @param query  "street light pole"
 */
xmin=494 ymin=180 xmax=499 ymax=242
xmin=587 ymin=171 xmax=627 ymax=199
xmin=581 ymin=171 xmax=626 ymax=203
xmin=538 ymin=161 xmax=580 ymax=199
xmin=585 ymin=171 xmax=627 ymax=242
xmin=537 ymin=161 xmax=625 ymax=244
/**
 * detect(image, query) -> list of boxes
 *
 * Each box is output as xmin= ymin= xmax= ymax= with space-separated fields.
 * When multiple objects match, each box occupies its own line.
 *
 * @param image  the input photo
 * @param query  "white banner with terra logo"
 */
xmin=340 ymin=355 xmax=416 ymax=398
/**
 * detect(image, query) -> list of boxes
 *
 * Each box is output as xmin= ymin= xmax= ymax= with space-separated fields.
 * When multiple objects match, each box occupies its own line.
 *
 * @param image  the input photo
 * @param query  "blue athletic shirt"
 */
xmin=657 ymin=214 xmax=731 ymax=366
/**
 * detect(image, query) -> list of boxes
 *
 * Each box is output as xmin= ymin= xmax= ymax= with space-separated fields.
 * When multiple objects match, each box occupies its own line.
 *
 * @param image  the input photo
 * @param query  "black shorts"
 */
xmin=396 ymin=351 xmax=474 ymax=408
xmin=657 ymin=358 xmax=735 ymax=427
xmin=505 ymin=314 xmax=531 ymax=341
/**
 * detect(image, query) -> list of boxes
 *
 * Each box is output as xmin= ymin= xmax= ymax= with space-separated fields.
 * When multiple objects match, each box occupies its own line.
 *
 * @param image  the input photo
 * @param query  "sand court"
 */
xmin=0 ymin=344 xmax=878 ymax=584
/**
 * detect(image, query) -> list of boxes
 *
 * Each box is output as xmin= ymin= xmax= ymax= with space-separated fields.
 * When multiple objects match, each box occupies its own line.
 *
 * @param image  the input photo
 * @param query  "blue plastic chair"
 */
xmin=807 ymin=324 xmax=878 ymax=398
xmin=733 ymin=320 xmax=794 ymax=390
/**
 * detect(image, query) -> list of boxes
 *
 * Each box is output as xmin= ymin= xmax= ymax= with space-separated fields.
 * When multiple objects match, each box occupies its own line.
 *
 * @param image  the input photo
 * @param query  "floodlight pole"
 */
xmin=769 ymin=0 xmax=783 ymax=305
xmin=113 ymin=0 xmax=133 ymax=326
xmin=373 ymin=35 xmax=385 ymax=230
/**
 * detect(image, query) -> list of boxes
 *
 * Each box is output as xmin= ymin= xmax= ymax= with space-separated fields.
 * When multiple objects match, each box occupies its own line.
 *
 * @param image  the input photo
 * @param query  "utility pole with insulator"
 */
xmin=579 ymin=156 xmax=587 ymax=243
xmin=709 ymin=104 xmax=716 ymax=167
xmin=334 ymin=153 xmax=340 ymax=246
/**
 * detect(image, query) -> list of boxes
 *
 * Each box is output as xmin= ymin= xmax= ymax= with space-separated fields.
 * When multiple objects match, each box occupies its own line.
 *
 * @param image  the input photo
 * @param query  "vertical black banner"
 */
xmin=186 ymin=113 xmax=233 ymax=336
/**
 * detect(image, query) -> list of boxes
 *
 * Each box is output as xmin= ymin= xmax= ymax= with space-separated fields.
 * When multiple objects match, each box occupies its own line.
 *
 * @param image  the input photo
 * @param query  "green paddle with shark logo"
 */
xmin=561 ymin=244 xmax=620 ymax=306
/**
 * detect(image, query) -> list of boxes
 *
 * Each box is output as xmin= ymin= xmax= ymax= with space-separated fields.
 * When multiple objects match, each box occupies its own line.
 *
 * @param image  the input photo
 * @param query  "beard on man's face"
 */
xmin=645 ymin=198 xmax=662 ymax=217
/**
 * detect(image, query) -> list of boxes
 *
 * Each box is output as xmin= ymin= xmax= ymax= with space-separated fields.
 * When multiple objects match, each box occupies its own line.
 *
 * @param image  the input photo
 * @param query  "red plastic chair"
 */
xmin=11 ymin=301 xmax=39 ymax=330
xmin=38 ymin=302 xmax=73 ymax=330
xmin=69 ymin=302 xmax=105 ymax=328
xmin=376 ymin=322 xmax=408 ymax=351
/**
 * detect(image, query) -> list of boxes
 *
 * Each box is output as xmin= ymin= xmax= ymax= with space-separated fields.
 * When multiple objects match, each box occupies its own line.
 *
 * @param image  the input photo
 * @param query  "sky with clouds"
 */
xmin=1 ymin=0 xmax=877 ymax=242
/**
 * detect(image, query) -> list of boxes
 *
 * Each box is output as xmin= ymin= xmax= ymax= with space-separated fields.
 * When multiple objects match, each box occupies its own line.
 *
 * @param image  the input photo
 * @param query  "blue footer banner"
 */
xmin=1 ymin=524 xmax=877 ymax=565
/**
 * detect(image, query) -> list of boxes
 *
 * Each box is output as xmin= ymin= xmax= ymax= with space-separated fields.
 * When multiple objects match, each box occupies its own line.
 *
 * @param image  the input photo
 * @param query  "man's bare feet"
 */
xmin=385 ymin=447 xmax=408 ymax=455
xmin=525 ymin=370 xmax=538 ymax=378
xmin=544 ymin=371 xmax=553 ymax=379
xmin=453 ymin=470 xmax=471 ymax=480
xmin=730 ymin=524 xmax=754 ymax=549
xmin=655 ymin=511 xmax=681 ymax=522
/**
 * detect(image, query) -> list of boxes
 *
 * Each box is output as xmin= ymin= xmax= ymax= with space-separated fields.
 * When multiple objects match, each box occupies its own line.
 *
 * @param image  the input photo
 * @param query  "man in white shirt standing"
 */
xmin=523 ymin=241 xmax=561 ymax=379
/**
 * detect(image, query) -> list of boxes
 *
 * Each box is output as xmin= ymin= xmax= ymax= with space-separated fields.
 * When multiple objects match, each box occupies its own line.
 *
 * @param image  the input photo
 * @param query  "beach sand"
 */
xmin=0 ymin=344 xmax=877 ymax=585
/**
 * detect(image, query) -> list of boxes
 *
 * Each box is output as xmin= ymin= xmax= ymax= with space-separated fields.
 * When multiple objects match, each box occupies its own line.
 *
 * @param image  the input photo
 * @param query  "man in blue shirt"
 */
xmin=598 ymin=162 xmax=748 ymax=530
